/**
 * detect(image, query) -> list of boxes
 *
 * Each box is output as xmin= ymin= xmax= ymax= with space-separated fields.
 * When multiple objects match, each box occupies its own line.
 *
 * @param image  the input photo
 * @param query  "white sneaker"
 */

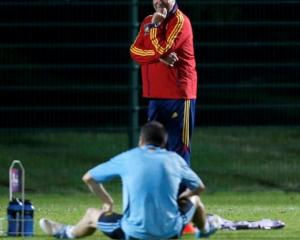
xmin=207 ymin=214 xmax=222 ymax=230
xmin=39 ymin=218 xmax=67 ymax=237
xmin=195 ymin=215 xmax=220 ymax=238
xmin=195 ymin=224 xmax=217 ymax=238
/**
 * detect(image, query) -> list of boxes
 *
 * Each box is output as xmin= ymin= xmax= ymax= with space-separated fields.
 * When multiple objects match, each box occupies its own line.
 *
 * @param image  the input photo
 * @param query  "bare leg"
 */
xmin=188 ymin=195 xmax=206 ymax=231
xmin=188 ymin=196 xmax=218 ymax=238
xmin=40 ymin=208 xmax=105 ymax=238
xmin=71 ymin=208 xmax=104 ymax=238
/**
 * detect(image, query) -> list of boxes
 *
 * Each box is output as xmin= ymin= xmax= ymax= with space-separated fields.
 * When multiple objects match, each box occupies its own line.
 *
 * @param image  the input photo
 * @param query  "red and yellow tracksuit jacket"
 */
xmin=130 ymin=5 xmax=197 ymax=99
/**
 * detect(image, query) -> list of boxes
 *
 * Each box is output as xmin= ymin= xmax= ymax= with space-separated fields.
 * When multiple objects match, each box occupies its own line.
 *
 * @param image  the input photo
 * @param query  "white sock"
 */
xmin=65 ymin=225 xmax=75 ymax=239
xmin=203 ymin=221 xmax=211 ymax=233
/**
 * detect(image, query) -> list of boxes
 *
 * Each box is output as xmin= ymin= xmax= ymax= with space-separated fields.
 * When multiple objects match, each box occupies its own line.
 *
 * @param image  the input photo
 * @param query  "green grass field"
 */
xmin=0 ymin=192 xmax=299 ymax=239
xmin=0 ymin=127 xmax=300 ymax=239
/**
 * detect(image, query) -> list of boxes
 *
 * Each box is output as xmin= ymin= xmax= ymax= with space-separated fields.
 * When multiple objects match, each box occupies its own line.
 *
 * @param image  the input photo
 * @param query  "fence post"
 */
xmin=129 ymin=0 xmax=139 ymax=148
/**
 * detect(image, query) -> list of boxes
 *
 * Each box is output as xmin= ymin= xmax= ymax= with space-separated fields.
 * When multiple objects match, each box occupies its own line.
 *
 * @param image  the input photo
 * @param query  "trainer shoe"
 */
xmin=39 ymin=218 xmax=69 ymax=239
xmin=195 ymin=217 xmax=219 ymax=238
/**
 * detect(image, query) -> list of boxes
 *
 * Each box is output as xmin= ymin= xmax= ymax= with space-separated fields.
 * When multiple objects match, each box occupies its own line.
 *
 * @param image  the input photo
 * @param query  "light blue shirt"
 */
xmin=89 ymin=145 xmax=203 ymax=239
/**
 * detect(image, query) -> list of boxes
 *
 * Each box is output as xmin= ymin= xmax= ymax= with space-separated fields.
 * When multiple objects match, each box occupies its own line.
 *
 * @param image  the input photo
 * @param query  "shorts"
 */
xmin=148 ymin=99 xmax=196 ymax=166
xmin=97 ymin=199 xmax=196 ymax=239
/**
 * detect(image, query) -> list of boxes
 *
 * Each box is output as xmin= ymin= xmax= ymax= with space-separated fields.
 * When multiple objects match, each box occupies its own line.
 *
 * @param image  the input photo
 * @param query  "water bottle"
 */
xmin=7 ymin=198 xmax=22 ymax=236
xmin=23 ymin=200 xmax=34 ymax=236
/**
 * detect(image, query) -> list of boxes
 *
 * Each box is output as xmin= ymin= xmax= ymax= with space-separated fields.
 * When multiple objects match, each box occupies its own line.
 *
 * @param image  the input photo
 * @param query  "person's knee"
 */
xmin=85 ymin=208 xmax=102 ymax=226
xmin=189 ymin=195 xmax=199 ymax=203
xmin=189 ymin=195 xmax=204 ymax=208
xmin=86 ymin=208 xmax=97 ymax=216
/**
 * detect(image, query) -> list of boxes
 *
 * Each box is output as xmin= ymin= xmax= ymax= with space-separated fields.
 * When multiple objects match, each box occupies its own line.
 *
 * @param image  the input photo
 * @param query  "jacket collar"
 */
xmin=166 ymin=3 xmax=178 ymax=19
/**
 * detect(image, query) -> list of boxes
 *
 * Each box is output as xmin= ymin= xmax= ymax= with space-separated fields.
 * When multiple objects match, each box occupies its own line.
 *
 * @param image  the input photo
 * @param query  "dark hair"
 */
xmin=140 ymin=121 xmax=168 ymax=147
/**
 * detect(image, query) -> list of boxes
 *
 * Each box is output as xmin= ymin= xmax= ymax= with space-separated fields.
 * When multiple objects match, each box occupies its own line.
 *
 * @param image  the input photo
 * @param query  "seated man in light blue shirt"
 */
xmin=39 ymin=121 xmax=217 ymax=239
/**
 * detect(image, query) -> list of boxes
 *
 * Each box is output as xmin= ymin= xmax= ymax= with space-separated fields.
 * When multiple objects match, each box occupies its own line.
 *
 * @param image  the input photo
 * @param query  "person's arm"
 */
xmin=130 ymin=28 xmax=179 ymax=67
xmin=130 ymin=19 xmax=161 ymax=64
xmin=149 ymin=11 xmax=186 ymax=57
xmin=178 ymin=156 xmax=205 ymax=199
xmin=179 ymin=184 xmax=205 ymax=199
xmin=82 ymin=172 xmax=114 ymax=212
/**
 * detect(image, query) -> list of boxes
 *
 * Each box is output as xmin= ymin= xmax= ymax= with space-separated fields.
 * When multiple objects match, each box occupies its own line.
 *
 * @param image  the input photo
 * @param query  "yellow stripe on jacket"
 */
xmin=149 ymin=11 xmax=184 ymax=55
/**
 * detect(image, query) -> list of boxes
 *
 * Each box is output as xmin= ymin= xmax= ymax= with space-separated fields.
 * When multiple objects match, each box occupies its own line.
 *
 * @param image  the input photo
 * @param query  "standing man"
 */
xmin=39 ymin=121 xmax=217 ymax=239
xmin=130 ymin=0 xmax=198 ymax=167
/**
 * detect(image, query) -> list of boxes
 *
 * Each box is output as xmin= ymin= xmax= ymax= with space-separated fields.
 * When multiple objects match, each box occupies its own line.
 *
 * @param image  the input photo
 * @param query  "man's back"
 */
xmin=120 ymin=146 xmax=182 ymax=239
xmin=39 ymin=121 xmax=215 ymax=240
xmin=89 ymin=145 xmax=201 ymax=239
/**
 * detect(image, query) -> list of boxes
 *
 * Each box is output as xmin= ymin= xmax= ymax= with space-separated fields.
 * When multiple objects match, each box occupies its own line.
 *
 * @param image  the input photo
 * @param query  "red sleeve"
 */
xmin=130 ymin=17 xmax=161 ymax=64
xmin=149 ymin=10 xmax=186 ymax=56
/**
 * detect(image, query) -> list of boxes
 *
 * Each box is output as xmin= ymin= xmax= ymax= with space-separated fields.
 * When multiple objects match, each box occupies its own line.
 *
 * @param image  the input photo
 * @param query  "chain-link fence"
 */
xmin=0 ymin=1 xmax=299 ymax=132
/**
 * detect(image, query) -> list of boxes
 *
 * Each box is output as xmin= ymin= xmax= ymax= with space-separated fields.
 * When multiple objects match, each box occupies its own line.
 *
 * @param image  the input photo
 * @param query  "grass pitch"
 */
xmin=0 ymin=127 xmax=300 ymax=239
xmin=0 ymin=192 xmax=299 ymax=239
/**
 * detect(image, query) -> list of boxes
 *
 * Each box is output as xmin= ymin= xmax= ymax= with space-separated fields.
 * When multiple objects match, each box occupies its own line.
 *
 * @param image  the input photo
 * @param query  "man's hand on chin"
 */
xmin=151 ymin=7 xmax=167 ymax=26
